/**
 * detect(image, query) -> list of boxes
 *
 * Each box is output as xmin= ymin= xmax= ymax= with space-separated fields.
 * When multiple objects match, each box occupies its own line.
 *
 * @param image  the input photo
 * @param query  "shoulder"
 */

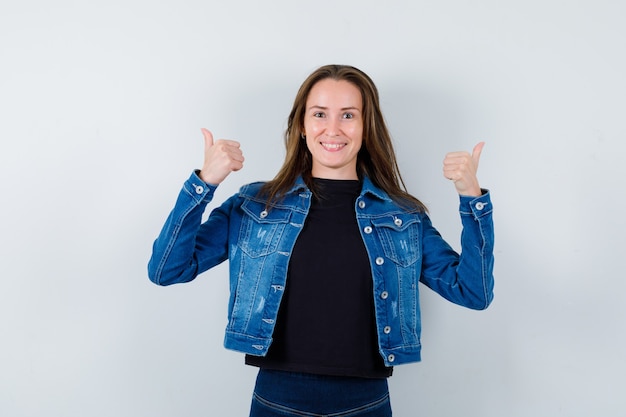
xmin=238 ymin=181 xmax=268 ymax=199
xmin=238 ymin=177 xmax=309 ymax=204
xmin=360 ymin=177 xmax=425 ymax=216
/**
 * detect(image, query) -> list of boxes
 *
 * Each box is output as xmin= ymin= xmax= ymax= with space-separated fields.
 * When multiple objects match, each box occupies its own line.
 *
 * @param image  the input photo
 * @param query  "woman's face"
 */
xmin=303 ymin=78 xmax=363 ymax=180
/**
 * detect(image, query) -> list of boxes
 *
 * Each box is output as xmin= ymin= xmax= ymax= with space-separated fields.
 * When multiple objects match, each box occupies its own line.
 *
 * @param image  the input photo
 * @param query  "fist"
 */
xmin=199 ymin=128 xmax=244 ymax=185
xmin=442 ymin=142 xmax=484 ymax=197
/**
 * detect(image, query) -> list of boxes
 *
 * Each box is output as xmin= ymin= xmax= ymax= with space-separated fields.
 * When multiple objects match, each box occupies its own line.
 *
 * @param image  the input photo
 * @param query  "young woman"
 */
xmin=148 ymin=64 xmax=495 ymax=416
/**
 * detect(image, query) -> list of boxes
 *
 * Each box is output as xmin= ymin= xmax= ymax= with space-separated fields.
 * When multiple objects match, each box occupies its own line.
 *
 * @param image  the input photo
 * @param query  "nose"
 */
xmin=326 ymin=115 xmax=340 ymax=137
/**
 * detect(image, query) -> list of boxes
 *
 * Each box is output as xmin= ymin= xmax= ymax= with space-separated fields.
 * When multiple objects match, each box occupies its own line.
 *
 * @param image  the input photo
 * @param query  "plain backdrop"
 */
xmin=1 ymin=1 xmax=624 ymax=416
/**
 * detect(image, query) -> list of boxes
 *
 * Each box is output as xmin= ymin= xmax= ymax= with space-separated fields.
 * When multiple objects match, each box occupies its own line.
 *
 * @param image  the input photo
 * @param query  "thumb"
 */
xmin=201 ymin=128 xmax=214 ymax=149
xmin=472 ymin=141 xmax=485 ymax=168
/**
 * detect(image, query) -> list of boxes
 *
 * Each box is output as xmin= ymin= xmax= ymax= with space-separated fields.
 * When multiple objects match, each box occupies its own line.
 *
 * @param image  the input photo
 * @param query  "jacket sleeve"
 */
xmin=419 ymin=190 xmax=495 ymax=310
xmin=147 ymin=171 xmax=233 ymax=286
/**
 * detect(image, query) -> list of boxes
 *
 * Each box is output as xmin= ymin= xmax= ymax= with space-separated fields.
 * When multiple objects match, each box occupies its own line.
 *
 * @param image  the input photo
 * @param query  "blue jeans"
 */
xmin=249 ymin=369 xmax=392 ymax=417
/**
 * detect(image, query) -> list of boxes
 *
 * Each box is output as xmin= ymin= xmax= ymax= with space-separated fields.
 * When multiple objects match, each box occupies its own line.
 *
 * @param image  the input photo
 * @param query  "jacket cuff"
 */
xmin=459 ymin=189 xmax=492 ymax=218
xmin=184 ymin=170 xmax=218 ymax=203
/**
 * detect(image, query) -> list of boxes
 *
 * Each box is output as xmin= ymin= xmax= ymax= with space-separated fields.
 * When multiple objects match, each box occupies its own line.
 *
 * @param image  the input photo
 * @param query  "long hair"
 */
xmin=261 ymin=64 xmax=426 ymax=212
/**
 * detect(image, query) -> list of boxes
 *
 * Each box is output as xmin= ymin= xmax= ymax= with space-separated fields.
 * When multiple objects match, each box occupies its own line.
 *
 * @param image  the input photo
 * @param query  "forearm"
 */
xmin=147 ymin=172 xmax=219 ymax=286
xmin=456 ymin=190 xmax=495 ymax=309
xmin=420 ymin=190 xmax=495 ymax=309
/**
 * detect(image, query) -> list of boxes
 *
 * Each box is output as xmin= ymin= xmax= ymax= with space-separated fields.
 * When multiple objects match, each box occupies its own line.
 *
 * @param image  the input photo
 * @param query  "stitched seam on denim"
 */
xmin=253 ymin=392 xmax=389 ymax=417
xmin=154 ymin=197 xmax=198 ymax=285
xmin=230 ymin=253 xmax=265 ymax=330
xmin=253 ymin=393 xmax=316 ymax=416
xmin=329 ymin=393 xmax=390 ymax=417
xmin=477 ymin=216 xmax=491 ymax=308
xmin=396 ymin=263 xmax=411 ymax=343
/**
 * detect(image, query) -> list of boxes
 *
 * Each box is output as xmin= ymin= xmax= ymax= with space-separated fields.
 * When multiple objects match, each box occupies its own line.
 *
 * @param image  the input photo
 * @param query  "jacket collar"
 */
xmin=360 ymin=176 xmax=392 ymax=202
xmin=285 ymin=175 xmax=391 ymax=202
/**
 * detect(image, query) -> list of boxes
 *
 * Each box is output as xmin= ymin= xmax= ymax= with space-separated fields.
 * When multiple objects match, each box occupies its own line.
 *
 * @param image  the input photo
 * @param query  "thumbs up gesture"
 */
xmin=198 ymin=128 xmax=245 ymax=185
xmin=442 ymin=142 xmax=484 ymax=197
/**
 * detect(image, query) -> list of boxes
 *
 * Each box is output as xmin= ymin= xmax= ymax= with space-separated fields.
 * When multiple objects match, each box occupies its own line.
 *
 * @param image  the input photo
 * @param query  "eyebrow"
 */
xmin=308 ymin=105 xmax=362 ymax=112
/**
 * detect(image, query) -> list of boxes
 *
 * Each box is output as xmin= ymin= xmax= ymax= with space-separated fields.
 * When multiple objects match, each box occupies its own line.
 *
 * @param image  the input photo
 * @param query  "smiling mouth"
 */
xmin=321 ymin=142 xmax=346 ymax=151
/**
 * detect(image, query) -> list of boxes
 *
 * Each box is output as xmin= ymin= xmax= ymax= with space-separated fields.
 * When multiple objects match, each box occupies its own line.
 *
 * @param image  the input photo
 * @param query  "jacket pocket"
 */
xmin=238 ymin=199 xmax=292 ymax=258
xmin=372 ymin=214 xmax=421 ymax=267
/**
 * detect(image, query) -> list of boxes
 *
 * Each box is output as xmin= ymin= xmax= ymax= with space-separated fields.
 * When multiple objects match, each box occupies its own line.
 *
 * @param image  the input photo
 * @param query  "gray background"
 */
xmin=1 ymin=0 xmax=624 ymax=416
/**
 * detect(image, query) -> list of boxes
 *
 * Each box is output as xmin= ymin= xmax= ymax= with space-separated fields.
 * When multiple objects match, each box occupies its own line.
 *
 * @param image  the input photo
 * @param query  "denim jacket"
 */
xmin=148 ymin=171 xmax=495 ymax=367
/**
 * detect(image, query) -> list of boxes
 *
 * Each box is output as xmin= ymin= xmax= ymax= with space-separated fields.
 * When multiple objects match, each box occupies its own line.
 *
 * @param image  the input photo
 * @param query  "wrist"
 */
xmin=459 ymin=187 xmax=482 ymax=197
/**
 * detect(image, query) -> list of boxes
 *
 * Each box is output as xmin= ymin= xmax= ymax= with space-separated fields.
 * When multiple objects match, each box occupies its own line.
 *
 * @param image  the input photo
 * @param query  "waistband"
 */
xmin=252 ymin=369 xmax=390 ymax=416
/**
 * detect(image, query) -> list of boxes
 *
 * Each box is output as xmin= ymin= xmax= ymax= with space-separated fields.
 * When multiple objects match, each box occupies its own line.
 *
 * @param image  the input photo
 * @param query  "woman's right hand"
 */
xmin=199 ymin=128 xmax=245 ymax=185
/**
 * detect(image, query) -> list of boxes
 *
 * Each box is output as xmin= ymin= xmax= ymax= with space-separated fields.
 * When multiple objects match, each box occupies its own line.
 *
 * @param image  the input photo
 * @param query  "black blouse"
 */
xmin=246 ymin=178 xmax=392 ymax=378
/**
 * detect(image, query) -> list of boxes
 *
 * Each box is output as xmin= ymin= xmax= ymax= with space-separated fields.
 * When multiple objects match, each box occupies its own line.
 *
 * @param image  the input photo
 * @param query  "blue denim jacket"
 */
xmin=148 ymin=171 xmax=494 ymax=367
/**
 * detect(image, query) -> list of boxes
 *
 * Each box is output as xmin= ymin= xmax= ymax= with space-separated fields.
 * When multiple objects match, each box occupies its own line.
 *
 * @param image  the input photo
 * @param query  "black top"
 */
xmin=246 ymin=178 xmax=392 ymax=378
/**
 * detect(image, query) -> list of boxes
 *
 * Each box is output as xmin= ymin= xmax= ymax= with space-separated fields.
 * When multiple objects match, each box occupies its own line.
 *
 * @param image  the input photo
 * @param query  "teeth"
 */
xmin=322 ymin=143 xmax=344 ymax=150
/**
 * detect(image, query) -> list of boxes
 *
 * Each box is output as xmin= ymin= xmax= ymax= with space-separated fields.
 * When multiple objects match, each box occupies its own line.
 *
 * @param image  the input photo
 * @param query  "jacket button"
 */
xmin=380 ymin=291 xmax=389 ymax=299
xmin=364 ymin=226 xmax=372 ymax=234
xmin=358 ymin=201 xmax=366 ymax=209
xmin=475 ymin=202 xmax=486 ymax=210
xmin=394 ymin=218 xmax=402 ymax=227
xmin=375 ymin=257 xmax=384 ymax=265
xmin=388 ymin=354 xmax=395 ymax=362
xmin=384 ymin=326 xmax=391 ymax=334
xmin=195 ymin=185 xmax=204 ymax=194
xmin=260 ymin=210 xmax=268 ymax=218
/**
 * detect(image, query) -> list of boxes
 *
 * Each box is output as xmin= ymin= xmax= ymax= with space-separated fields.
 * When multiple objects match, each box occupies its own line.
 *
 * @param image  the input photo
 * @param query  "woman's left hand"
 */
xmin=443 ymin=142 xmax=484 ymax=197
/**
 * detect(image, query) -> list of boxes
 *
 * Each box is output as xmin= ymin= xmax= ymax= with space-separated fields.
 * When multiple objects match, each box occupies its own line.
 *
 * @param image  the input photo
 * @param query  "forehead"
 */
xmin=306 ymin=79 xmax=362 ymax=108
